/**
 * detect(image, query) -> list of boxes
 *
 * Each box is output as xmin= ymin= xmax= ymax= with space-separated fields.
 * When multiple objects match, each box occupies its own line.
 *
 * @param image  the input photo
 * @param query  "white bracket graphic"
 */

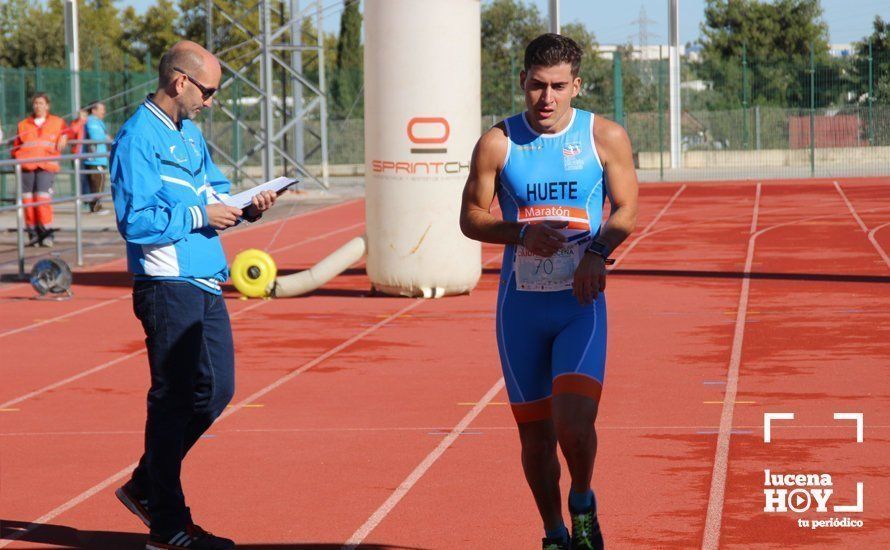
xmin=763 ymin=412 xmax=795 ymax=443
xmin=833 ymin=412 xmax=864 ymax=443
xmin=834 ymin=482 xmax=864 ymax=512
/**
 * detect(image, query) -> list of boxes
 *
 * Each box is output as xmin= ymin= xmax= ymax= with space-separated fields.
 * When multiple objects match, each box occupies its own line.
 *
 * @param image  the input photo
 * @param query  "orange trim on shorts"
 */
xmin=511 ymin=396 xmax=552 ymax=423
xmin=552 ymin=373 xmax=603 ymax=401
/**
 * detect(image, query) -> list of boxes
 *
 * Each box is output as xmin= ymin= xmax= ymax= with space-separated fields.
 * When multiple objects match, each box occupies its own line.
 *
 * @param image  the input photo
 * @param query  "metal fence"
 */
xmin=0 ymin=147 xmax=110 ymax=279
xmin=4 ymin=48 xmax=888 ymax=183
xmin=619 ymin=47 xmax=889 ymax=180
xmin=481 ymin=46 xmax=890 ymax=181
xmin=0 ymin=65 xmax=156 ymax=140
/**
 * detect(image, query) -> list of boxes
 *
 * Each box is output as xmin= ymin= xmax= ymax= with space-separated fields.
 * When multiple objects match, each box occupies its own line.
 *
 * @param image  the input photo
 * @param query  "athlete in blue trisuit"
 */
xmin=460 ymin=34 xmax=638 ymax=550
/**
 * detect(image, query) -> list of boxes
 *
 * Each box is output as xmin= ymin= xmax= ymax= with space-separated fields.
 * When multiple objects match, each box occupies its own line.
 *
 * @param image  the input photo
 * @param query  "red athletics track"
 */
xmin=1 ymin=179 xmax=889 ymax=549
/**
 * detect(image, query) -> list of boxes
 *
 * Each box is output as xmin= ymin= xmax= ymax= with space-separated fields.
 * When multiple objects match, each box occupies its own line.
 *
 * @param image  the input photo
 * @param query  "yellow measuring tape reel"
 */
xmin=231 ymin=249 xmax=277 ymax=298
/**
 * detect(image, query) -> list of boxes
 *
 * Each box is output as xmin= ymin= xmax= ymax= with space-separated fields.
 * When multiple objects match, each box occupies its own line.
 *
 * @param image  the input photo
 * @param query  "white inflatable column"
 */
xmin=364 ymin=0 xmax=482 ymax=298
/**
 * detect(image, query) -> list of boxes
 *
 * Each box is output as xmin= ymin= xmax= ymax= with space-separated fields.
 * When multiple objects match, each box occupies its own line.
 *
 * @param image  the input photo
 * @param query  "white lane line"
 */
xmin=0 ymin=196 xmax=361 ymax=299
xmin=340 ymin=224 xmax=680 ymax=547
xmin=612 ymin=183 xmax=686 ymax=268
xmin=702 ymin=182 xmax=761 ymax=550
xmin=0 ymin=468 xmax=136 ymax=550
xmin=7 ymin=424 xmax=890 ymax=438
xmin=268 ymin=222 xmax=363 ymax=255
xmin=216 ymin=299 xmax=423 ymax=425
xmin=832 ymin=181 xmax=869 ymax=232
xmin=0 ymin=350 xmax=142 ymax=410
xmin=0 ymin=224 xmax=364 ymax=407
xmin=0 ymin=294 xmax=419 ymax=549
xmin=704 ymin=183 xmax=890 ymax=549
xmin=833 ymin=181 xmax=890 ymax=270
xmin=0 ymin=295 xmax=130 ymax=340
xmin=3 ymin=250 xmax=502 ymax=547
xmin=341 ymin=378 xmax=506 ymax=550
xmin=0 ymin=240 xmax=593 ymax=545
xmin=0 ymin=222 xmax=364 ymax=340
xmin=0 ymin=299 xmax=269 ymax=412
xmin=0 ymin=199 xmax=363 ymax=295
xmin=868 ymin=223 xmax=890 ymax=270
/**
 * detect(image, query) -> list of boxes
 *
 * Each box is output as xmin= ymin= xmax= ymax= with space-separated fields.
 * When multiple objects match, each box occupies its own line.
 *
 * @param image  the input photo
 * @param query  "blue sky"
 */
xmin=120 ymin=0 xmax=885 ymax=45
xmin=528 ymin=0 xmax=884 ymax=45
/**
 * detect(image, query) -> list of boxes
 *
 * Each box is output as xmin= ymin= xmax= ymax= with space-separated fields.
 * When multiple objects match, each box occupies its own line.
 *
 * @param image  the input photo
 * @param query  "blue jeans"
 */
xmin=129 ymin=280 xmax=235 ymax=535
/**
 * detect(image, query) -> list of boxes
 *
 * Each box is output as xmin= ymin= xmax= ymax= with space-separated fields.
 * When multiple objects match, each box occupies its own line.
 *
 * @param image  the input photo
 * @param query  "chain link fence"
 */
xmin=3 ymin=47 xmax=888 ymax=192
xmin=620 ymin=48 xmax=890 ymax=180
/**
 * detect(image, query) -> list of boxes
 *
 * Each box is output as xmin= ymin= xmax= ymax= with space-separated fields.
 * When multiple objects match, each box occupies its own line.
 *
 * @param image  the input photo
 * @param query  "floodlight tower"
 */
xmin=205 ymin=0 xmax=330 ymax=189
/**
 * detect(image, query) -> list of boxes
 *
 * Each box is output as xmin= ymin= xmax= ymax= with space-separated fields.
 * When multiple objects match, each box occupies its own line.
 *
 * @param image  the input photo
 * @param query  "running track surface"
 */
xmin=1 ymin=179 xmax=889 ymax=549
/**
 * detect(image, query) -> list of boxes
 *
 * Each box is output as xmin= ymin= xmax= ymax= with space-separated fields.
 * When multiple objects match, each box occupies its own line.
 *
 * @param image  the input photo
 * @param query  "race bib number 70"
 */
xmin=514 ymin=243 xmax=583 ymax=292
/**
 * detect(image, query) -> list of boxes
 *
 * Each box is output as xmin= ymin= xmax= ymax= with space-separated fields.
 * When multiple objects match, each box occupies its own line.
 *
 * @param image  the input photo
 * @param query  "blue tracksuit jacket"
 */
xmin=111 ymin=96 xmax=233 ymax=294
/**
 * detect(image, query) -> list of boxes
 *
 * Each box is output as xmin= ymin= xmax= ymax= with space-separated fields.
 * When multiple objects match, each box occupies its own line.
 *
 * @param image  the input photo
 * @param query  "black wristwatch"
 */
xmin=585 ymin=240 xmax=615 ymax=265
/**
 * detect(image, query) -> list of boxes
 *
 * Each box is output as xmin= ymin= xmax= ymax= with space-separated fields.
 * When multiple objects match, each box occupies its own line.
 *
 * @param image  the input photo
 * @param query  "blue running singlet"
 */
xmin=495 ymin=108 xmax=608 ymax=423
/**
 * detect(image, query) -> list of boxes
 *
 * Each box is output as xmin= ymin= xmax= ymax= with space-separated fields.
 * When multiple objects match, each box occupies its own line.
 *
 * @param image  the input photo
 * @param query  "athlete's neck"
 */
xmin=524 ymin=108 xmax=574 ymax=135
xmin=150 ymin=91 xmax=181 ymax=124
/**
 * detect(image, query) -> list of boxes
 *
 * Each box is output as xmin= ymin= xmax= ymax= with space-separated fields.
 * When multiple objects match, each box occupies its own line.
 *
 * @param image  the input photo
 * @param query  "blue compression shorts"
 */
xmin=496 ymin=271 xmax=607 ymax=423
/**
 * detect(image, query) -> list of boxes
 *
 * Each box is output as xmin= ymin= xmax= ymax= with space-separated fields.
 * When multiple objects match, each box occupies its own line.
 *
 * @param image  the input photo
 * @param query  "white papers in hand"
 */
xmin=221 ymin=177 xmax=299 ymax=209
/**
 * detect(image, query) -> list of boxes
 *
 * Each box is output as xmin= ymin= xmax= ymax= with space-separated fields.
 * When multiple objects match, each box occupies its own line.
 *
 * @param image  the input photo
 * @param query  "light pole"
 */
xmin=549 ymin=0 xmax=560 ymax=34
xmin=64 ymin=0 xmax=80 ymax=115
xmin=668 ymin=0 xmax=681 ymax=168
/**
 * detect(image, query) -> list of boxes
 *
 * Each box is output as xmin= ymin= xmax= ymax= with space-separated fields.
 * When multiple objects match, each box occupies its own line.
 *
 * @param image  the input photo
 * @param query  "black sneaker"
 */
xmin=36 ymin=227 xmax=55 ymax=248
xmin=146 ymin=524 xmax=234 ymax=550
xmin=569 ymin=505 xmax=604 ymax=550
xmin=542 ymin=534 xmax=570 ymax=550
xmin=115 ymin=482 xmax=151 ymax=528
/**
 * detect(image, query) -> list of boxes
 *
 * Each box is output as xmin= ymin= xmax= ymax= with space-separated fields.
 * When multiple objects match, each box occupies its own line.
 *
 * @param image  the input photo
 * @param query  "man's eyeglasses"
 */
xmin=173 ymin=67 xmax=217 ymax=101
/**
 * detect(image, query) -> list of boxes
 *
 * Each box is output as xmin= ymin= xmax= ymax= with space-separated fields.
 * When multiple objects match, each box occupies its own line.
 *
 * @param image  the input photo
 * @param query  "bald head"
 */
xmin=155 ymin=40 xmax=222 ymax=121
xmin=158 ymin=41 xmax=221 ymax=88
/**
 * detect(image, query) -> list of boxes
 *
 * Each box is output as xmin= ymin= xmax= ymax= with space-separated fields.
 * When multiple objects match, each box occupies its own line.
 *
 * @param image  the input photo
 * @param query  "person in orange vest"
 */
xmin=13 ymin=92 xmax=68 ymax=247
xmin=67 ymin=108 xmax=87 ymax=153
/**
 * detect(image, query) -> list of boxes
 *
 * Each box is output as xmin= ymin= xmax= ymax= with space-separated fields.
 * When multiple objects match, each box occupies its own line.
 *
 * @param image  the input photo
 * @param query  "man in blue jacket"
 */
xmin=111 ymin=40 xmax=278 ymax=550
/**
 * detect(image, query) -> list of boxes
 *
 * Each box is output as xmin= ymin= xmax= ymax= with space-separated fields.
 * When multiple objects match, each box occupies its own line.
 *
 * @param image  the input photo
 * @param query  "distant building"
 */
xmin=596 ymin=43 xmax=855 ymax=61
xmin=828 ymin=43 xmax=855 ymax=58
xmin=595 ymin=43 xmax=702 ymax=62
xmin=680 ymin=80 xmax=710 ymax=92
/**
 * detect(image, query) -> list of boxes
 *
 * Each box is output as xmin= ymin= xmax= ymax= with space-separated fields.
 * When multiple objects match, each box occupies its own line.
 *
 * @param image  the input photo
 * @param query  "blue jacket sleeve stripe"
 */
xmin=111 ymin=134 xmax=204 ymax=244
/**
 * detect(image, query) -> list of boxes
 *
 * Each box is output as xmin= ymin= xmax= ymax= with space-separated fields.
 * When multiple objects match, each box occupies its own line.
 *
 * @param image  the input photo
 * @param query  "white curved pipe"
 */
xmin=272 ymin=235 xmax=367 ymax=297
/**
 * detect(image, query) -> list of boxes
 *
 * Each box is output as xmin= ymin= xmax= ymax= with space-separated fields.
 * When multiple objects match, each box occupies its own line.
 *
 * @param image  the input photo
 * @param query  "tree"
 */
xmin=479 ymin=1 xmax=613 ymax=118
xmin=0 ymin=0 xmax=64 ymax=68
xmin=329 ymin=0 xmax=363 ymax=119
xmin=0 ymin=0 xmax=129 ymax=70
xmin=696 ymin=0 xmax=830 ymax=109
xmin=480 ymin=0 xmax=546 ymax=116
xmin=121 ymin=0 xmax=181 ymax=70
xmin=298 ymin=16 xmax=338 ymax=96
xmin=853 ymin=16 xmax=890 ymax=104
xmin=560 ymin=22 xmax=615 ymax=115
xmin=79 ymin=0 xmax=128 ymax=72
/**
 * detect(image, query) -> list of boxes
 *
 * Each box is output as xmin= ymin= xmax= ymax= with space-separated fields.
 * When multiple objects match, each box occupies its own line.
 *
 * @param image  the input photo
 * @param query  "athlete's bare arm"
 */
xmin=594 ymin=117 xmax=638 ymax=251
xmin=460 ymin=123 xmax=566 ymax=257
xmin=572 ymin=117 xmax=639 ymax=304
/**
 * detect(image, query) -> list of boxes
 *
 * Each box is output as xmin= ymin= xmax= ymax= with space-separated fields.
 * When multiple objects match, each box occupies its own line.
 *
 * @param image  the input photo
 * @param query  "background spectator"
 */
xmin=83 ymin=102 xmax=111 ymax=213
xmin=12 ymin=92 xmax=68 ymax=247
